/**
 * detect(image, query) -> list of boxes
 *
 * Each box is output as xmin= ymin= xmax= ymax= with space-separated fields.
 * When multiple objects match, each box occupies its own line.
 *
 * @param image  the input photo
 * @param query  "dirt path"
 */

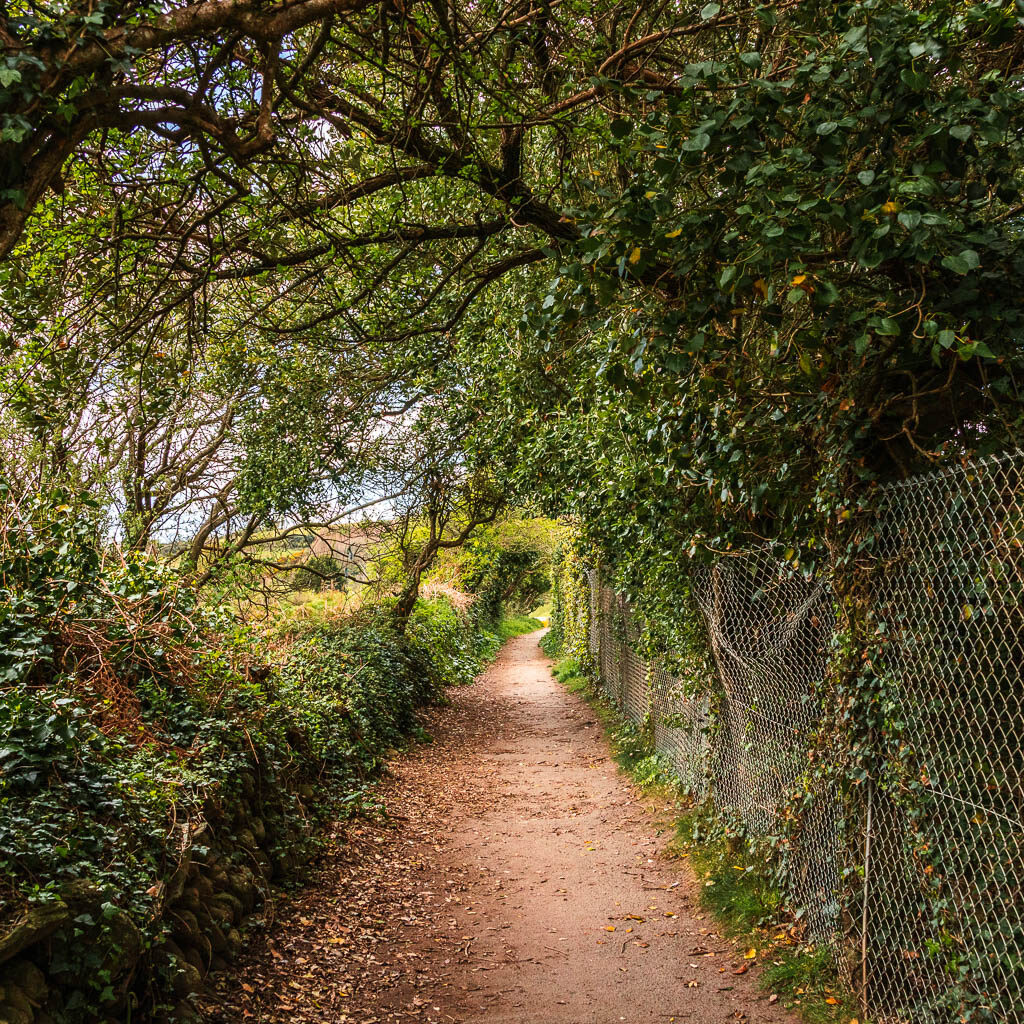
xmin=202 ymin=632 xmax=796 ymax=1024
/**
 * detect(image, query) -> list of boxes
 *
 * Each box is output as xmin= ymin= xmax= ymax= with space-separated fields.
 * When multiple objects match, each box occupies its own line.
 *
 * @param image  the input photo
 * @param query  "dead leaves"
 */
xmin=199 ymin=647 xmax=796 ymax=1024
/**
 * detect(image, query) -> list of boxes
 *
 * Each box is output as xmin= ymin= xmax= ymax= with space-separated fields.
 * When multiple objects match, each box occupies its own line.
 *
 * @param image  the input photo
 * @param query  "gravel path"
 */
xmin=202 ymin=631 xmax=797 ymax=1024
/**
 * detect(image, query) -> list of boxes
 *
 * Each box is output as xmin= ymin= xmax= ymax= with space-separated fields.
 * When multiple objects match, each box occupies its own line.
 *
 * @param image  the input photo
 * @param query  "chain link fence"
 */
xmin=580 ymin=451 xmax=1024 ymax=1023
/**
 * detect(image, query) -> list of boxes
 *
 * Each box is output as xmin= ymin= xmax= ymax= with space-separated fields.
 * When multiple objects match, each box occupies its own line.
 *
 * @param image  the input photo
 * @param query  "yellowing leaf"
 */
xmin=604 ymin=925 xmax=617 ymax=931
xmin=629 ymin=247 xmax=643 ymax=264
xmin=790 ymin=274 xmax=807 ymax=286
xmin=644 ymin=190 xmax=657 ymax=199
xmin=665 ymin=228 xmax=683 ymax=238
xmin=825 ymin=997 xmax=840 ymax=1005
xmin=882 ymin=200 xmax=901 ymax=214
xmin=744 ymin=948 xmax=757 ymax=959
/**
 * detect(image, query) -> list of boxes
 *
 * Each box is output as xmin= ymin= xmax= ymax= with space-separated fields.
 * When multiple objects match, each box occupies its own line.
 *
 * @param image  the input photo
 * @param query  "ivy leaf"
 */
xmin=941 ymin=249 xmax=979 ymax=275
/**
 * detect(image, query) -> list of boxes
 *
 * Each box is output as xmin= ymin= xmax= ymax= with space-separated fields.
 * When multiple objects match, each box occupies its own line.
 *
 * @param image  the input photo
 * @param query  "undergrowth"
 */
xmin=548 ymin=653 xmax=861 ymax=1024
xmin=0 ymin=490 xmax=544 ymax=1022
xmin=492 ymin=613 xmax=544 ymax=644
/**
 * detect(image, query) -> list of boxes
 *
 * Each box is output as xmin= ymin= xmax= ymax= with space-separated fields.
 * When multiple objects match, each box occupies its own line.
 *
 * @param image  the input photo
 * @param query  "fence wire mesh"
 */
xmin=582 ymin=451 xmax=1024 ymax=1024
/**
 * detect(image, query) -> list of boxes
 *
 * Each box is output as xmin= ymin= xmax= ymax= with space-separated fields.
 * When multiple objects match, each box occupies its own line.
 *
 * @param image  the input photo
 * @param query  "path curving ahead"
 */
xmin=203 ymin=632 xmax=797 ymax=1024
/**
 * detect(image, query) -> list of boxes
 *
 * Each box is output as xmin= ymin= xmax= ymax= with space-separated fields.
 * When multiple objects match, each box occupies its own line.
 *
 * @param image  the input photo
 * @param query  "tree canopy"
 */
xmin=2 ymin=0 xmax=1023 ymax=610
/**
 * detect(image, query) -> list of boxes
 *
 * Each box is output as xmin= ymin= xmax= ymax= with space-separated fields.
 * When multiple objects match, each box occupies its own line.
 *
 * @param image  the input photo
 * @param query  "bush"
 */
xmin=0 ymin=489 xmax=514 ymax=1021
xmin=290 ymin=553 xmax=346 ymax=592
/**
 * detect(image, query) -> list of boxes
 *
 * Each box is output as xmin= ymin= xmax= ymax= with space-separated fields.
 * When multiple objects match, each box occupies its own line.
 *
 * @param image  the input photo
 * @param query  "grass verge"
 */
xmin=495 ymin=613 xmax=544 ymax=643
xmin=548 ymin=655 xmax=862 ymax=1024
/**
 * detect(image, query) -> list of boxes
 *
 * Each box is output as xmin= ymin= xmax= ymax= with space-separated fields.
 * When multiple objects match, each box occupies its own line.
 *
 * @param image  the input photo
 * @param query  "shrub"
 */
xmin=0 ymin=490 xmax=507 ymax=1021
xmin=290 ymin=553 xmax=347 ymax=592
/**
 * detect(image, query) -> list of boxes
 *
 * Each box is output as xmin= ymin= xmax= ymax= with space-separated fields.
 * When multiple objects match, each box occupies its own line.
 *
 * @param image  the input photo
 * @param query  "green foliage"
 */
xmin=273 ymin=614 xmax=441 ymax=779
xmin=290 ymin=554 xmax=347 ymax=593
xmin=549 ymin=657 xmax=586 ymax=690
xmin=463 ymin=0 xmax=1024 ymax=665
xmin=493 ymin=613 xmax=544 ymax=643
xmin=545 ymin=539 xmax=594 ymax=668
xmin=425 ymin=517 xmax=561 ymax=622
xmin=0 ymin=486 xmax=514 ymax=1019
xmin=406 ymin=598 xmax=497 ymax=688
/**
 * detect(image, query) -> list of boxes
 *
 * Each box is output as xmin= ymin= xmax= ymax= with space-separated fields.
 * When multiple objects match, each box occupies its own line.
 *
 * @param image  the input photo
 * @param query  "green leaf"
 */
xmin=949 ymin=124 xmax=972 ymax=142
xmin=941 ymin=249 xmax=979 ymax=274
xmin=857 ymin=170 xmax=875 ymax=186
xmin=700 ymin=2 xmax=721 ymax=19
xmin=610 ymin=119 xmax=631 ymax=140
xmin=816 ymin=121 xmax=839 ymax=136
xmin=682 ymin=132 xmax=711 ymax=151
xmin=900 ymin=68 xmax=928 ymax=90
xmin=815 ymin=281 xmax=840 ymax=305
xmin=842 ymin=25 xmax=868 ymax=48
